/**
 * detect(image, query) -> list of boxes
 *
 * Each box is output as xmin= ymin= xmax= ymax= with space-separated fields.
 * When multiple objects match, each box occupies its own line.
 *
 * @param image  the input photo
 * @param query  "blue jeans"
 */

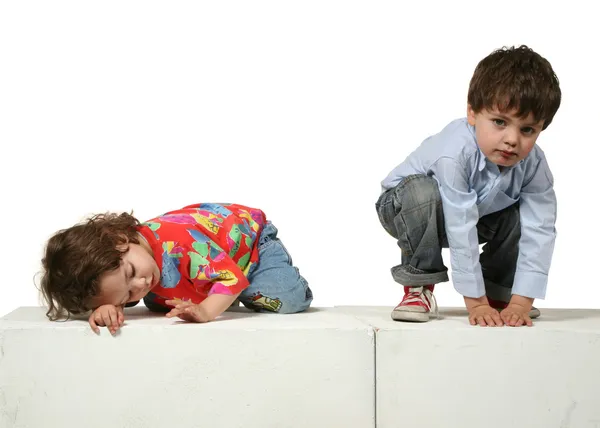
xmin=376 ymin=174 xmax=520 ymax=302
xmin=239 ymin=221 xmax=313 ymax=313
xmin=142 ymin=221 xmax=312 ymax=314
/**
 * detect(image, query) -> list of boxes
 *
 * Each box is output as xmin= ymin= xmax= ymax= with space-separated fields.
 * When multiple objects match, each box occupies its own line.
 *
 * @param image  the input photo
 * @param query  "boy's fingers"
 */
xmin=491 ymin=312 xmax=503 ymax=326
xmin=477 ymin=316 xmax=486 ymax=327
xmin=484 ymin=314 xmax=495 ymax=327
xmin=509 ymin=313 xmax=519 ymax=327
xmin=519 ymin=315 xmax=532 ymax=327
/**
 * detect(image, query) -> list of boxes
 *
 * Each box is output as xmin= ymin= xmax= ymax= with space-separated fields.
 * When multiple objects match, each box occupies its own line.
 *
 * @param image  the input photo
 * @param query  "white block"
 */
xmin=337 ymin=306 xmax=600 ymax=428
xmin=0 ymin=307 xmax=375 ymax=428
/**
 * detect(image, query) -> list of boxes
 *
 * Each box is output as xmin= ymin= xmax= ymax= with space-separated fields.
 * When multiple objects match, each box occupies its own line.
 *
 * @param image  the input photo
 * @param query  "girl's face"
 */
xmin=92 ymin=235 xmax=160 ymax=308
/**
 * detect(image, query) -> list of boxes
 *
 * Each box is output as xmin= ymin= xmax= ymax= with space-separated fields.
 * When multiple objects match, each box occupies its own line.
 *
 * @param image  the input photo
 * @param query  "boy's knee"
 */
xmin=395 ymin=175 xmax=441 ymax=208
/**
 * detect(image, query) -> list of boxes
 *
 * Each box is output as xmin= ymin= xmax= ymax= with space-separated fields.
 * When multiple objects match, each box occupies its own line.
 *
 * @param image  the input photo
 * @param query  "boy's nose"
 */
xmin=504 ymin=128 xmax=519 ymax=146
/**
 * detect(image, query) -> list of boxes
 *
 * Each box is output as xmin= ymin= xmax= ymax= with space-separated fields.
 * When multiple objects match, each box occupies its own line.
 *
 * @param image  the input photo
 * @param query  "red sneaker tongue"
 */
xmin=403 ymin=284 xmax=435 ymax=294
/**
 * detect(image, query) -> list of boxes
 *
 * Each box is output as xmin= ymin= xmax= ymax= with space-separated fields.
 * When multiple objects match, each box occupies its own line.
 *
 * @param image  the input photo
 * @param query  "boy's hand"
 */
xmin=500 ymin=304 xmax=532 ymax=327
xmin=500 ymin=295 xmax=534 ymax=327
xmin=165 ymin=301 xmax=212 ymax=323
xmin=468 ymin=305 xmax=504 ymax=327
xmin=88 ymin=304 xmax=124 ymax=335
xmin=464 ymin=296 xmax=503 ymax=327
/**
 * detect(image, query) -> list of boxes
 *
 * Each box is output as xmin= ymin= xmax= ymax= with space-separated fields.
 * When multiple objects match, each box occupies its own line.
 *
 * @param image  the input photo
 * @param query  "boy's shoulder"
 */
xmin=421 ymin=117 xmax=481 ymax=164
xmin=519 ymin=143 xmax=554 ymax=187
xmin=524 ymin=143 xmax=549 ymax=164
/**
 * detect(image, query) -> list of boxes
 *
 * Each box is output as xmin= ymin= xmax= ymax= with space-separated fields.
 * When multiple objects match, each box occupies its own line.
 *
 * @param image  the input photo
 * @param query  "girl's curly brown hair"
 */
xmin=40 ymin=212 xmax=141 ymax=320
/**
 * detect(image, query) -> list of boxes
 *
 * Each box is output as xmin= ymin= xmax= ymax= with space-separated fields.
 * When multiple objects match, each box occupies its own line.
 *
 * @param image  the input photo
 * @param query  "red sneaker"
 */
xmin=487 ymin=298 xmax=541 ymax=319
xmin=391 ymin=285 xmax=437 ymax=322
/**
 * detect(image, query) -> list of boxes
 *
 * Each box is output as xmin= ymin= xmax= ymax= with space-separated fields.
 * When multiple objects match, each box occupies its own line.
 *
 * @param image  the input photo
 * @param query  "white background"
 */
xmin=0 ymin=0 xmax=597 ymax=318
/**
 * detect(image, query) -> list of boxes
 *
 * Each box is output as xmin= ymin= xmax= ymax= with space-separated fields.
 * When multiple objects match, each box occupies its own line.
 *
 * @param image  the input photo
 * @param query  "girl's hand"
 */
xmin=88 ymin=304 xmax=124 ymax=334
xmin=165 ymin=300 xmax=212 ymax=323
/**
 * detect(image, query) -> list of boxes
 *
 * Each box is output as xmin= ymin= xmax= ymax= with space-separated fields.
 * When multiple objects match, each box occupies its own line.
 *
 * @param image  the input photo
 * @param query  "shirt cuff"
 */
xmin=511 ymin=271 xmax=548 ymax=299
xmin=451 ymin=270 xmax=486 ymax=298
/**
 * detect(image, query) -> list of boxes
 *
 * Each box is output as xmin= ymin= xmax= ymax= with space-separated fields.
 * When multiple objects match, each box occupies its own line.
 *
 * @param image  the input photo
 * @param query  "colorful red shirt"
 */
xmin=137 ymin=203 xmax=267 ymax=307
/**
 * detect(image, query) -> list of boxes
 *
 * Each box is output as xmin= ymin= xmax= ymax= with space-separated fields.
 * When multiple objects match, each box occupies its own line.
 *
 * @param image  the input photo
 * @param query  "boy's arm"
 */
xmin=511 ymin=157 xmax=557 ymax=300
xmin=431 ymin=157 xmax=486 ymax=298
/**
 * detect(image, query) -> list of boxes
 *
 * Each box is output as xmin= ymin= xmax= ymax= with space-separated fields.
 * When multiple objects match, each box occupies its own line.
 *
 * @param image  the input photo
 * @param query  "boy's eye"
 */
xmin=493 ymin=119 xmax=505 ymax=126
xmin=130 ymin=265 xmax=136 ymax=278
xmin=521 ymin=127 xmax=534 ymax=134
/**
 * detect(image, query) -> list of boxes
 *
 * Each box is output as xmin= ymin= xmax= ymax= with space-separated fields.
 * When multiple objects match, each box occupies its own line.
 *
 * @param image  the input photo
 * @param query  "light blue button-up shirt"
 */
xmin=381 ymin=118 xmax=556 ymax=299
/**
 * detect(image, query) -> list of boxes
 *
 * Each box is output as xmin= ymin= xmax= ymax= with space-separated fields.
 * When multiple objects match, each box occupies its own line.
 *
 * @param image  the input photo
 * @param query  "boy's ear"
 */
xmin=467 ymin=104 xmax=477 ymax=126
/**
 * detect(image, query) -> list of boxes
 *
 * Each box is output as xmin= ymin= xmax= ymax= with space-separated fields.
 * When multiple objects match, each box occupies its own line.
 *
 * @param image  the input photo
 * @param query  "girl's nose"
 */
xmin=133 ymin=278 xmax=147 ymax=292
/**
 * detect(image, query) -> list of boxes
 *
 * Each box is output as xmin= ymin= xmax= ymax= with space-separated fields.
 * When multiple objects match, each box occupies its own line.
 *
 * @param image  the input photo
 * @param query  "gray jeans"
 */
xmin=376 ymin=174 xmax=519 ymax=302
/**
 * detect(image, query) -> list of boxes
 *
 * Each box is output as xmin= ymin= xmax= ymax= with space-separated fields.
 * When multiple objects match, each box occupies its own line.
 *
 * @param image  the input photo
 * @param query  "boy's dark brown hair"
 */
xmin=468 ymin=45 xmax=561 ymax=129
xmin=40 ymin=212 xmax=141 ymax=320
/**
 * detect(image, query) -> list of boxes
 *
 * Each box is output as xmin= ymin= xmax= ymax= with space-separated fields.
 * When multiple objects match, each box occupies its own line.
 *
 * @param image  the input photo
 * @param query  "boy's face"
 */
xmin=92 ymin=236 xmax=160 ymax=308
xmin=467 ymin=106 xmax=545 ymax=168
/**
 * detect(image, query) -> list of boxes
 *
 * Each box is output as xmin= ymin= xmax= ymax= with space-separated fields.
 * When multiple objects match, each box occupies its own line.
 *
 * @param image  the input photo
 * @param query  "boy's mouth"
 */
xmin=498 ymin=150 xmax=516 ymax=158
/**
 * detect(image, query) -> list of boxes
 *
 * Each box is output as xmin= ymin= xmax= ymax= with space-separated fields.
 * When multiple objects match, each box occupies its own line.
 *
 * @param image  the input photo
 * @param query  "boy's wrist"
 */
xmin=508 ymin=294 xmax=534 ymax=310
xmin=463 ymin=295 xmax=490 ymax=311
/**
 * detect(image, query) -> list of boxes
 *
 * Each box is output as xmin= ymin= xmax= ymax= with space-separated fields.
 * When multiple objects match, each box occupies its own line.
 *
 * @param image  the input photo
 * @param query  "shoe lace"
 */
xmin=403 ymin=286 xmax=439 ymax=319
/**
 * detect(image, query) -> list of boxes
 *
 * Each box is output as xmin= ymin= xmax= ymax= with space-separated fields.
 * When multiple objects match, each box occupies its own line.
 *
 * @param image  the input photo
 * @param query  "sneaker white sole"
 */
xmin=392 ymin=307 xmax=539 ymax=322
xmin=390 ymin=309 xmax=430 ymax=323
